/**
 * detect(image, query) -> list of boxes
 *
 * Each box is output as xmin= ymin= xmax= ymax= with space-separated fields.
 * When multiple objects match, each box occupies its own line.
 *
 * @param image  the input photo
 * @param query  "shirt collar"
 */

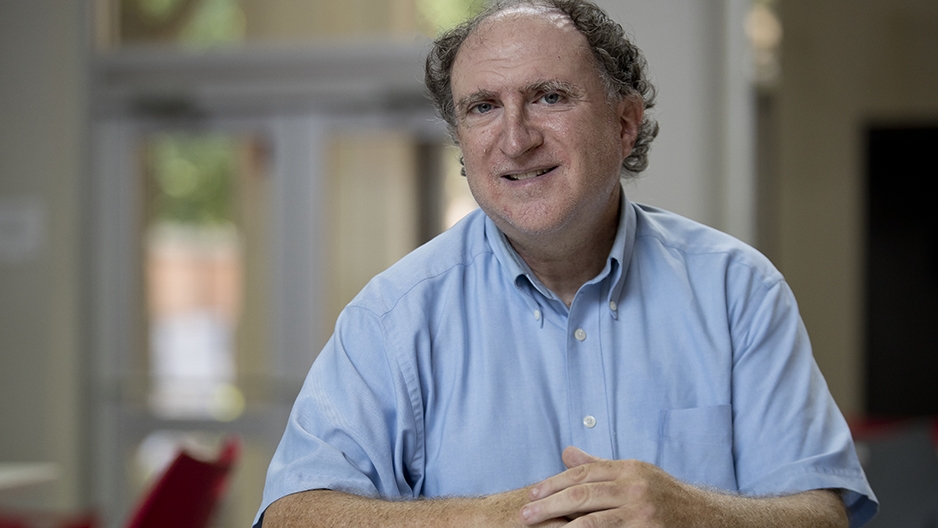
xmin=484 ymin=185 xmax=636 ymax=317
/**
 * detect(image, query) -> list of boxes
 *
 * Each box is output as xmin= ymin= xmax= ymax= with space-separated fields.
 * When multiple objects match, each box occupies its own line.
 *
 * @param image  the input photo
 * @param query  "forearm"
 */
xmin=693 ymin=488 xmax=848 ymax=528
xmin=522 ymin=449 xmax=850 ymax=527
xmin=263 ymin=488 xmax=564 ymax=528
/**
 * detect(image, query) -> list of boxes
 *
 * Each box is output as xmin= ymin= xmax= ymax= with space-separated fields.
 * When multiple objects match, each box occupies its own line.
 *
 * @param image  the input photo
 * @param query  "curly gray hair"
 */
xmin=425 ymin=0 xmax=659 ymax=175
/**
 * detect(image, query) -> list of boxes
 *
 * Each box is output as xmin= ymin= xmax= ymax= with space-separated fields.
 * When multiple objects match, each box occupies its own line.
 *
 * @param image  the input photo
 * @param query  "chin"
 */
xmin=478 ymin=199 xmax=579 ymax=239
xmin=500 ymin=214 xmax=572 ymax=240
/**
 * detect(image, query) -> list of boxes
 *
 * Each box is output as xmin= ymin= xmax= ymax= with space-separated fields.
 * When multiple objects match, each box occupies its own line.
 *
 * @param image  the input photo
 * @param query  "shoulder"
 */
xmin=345 ymin=209 xmax=495 ymax=316
xmin=630 ymin=202 xmax=782 ymax=287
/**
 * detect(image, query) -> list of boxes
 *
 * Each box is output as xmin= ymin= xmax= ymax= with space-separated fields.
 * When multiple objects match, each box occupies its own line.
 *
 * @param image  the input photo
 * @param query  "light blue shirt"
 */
xmin=256 ymin=193 xmax=877 ymax=527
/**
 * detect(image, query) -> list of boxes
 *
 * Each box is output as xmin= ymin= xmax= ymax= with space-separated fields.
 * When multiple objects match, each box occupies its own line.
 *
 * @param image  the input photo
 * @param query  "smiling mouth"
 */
xmin=503 ymin=167 xmax=556 ymax=181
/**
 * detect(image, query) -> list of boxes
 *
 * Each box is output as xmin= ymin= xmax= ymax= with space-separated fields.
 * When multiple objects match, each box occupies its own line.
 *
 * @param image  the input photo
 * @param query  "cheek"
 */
xmin=576 ymin=118 xmax=625 ymax=166
xmin=464 ymin=172 xmax=500 ymax=211
xmin=460 ymin=149 xmax=484 ymax=178
xmin=457 ymin=131 xmax=496 ymax=171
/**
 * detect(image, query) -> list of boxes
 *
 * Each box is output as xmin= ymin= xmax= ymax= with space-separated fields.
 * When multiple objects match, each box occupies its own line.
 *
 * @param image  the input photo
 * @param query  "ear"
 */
xmin=616 ymin=95 xmax=644 ymax=158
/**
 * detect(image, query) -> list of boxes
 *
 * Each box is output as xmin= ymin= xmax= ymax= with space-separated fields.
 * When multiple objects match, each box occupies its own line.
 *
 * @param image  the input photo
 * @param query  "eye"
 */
xmin=470 ymin=102 xmax=494 ymax=114
xmin=540 ymin=92 xmax=563 ymax=104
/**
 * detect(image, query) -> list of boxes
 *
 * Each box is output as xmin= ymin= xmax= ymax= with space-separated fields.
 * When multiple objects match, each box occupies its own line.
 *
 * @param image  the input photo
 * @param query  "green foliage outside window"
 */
xmin=121 ymin=0 xmax=245 ymax=46
xmin=148 ymin=135 xmax=236 ymax=226
xmin=417 ymin=0 xmax=486 ymax=34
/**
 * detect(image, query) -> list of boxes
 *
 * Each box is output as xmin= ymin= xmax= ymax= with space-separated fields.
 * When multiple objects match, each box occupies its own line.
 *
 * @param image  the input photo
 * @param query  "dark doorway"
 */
xmin=865 ymin=125 xmax=938 ymax=417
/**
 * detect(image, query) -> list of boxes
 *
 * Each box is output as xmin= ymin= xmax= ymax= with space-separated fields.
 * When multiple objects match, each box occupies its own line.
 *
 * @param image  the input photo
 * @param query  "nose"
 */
xmin=497 ymin=105 xmax=542 ymax=158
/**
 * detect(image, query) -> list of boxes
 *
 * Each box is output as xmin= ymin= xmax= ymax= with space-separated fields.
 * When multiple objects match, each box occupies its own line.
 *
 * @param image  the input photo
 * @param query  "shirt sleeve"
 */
xmin=253 ymin=305 xmax=422 ymax=527
xmin=727 ymin=271 xmax=878 ymax=527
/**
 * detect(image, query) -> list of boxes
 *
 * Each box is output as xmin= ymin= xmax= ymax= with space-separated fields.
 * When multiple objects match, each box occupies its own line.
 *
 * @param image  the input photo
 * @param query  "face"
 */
xmin=451 ymin=7 xmax=641 ymax=244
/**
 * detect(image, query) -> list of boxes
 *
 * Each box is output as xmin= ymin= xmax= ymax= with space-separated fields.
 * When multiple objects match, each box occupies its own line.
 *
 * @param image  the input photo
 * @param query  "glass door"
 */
xmin=92 ymin=112 xmax=473 ymax=526
xmin=93 ymin=118 xmax=294 ymax=526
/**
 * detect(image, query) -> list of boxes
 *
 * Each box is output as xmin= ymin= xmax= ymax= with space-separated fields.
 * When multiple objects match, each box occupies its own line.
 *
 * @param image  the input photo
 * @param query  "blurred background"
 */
xmin=0 ymin=0 xmax=935 ymax=526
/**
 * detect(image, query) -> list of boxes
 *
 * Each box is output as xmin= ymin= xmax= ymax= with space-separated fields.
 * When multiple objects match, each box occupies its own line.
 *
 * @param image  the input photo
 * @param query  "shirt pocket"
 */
xmin=657 ymin=405 xmax=737 ymax=491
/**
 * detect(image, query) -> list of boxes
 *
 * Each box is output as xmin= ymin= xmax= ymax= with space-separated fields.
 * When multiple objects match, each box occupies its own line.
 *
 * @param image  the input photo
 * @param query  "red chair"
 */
xmin=125 ymin=436 xmax=240 ymax=528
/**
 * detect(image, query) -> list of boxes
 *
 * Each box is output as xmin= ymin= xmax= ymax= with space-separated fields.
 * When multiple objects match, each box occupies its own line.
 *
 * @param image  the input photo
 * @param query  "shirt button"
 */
xmin=583 ymin=415 xmax=597 ymax=428
xmin=574 ymin=328 xmax=586 ymax=341
xmin=609 ymin=301 xmax=618 ymax=311
xmin=533 ymin=309 xmax=541 ymax=321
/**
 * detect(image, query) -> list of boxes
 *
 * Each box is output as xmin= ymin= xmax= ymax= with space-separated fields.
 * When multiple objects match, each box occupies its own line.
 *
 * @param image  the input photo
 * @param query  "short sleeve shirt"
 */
xmin=255 ymin=192 xmax=878 ymax=527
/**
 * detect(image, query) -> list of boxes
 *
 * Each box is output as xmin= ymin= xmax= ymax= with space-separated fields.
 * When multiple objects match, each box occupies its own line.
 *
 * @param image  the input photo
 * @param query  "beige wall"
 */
xmin=776 ymin=0 xmax=938 ymax=415
xmin=0 ymin=0 xmax=89 ymax=511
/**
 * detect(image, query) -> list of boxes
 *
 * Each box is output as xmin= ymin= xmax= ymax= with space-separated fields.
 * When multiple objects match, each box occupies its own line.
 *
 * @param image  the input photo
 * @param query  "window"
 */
xmin=143 ymin=133 xmax=264 ymax=422
xmin=98 ymin=0 xmax=485 ymax=49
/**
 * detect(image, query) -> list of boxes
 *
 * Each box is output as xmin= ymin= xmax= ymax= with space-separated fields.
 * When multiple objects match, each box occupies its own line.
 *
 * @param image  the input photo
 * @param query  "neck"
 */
xmin=508 ymin=195 xmax=621 ymax=307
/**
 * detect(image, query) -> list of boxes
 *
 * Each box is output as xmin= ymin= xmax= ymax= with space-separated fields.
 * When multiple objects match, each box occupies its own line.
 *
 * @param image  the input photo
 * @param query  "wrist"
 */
xmin=478 ymin=487 xmax=530 ymax=527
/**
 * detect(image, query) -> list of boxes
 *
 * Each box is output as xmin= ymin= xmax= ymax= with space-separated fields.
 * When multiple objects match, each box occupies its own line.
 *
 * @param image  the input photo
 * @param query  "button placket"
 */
xmin=563 ymin=283 xmax=614 ymax=458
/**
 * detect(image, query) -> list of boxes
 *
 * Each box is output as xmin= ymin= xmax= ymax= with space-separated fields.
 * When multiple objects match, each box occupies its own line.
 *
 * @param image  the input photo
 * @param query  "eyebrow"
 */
xmin=454 ymin=79 xmax=585 ymax=117
xmin=455 ymin=89 xmax=498 ymax=117
xmin=527 ymin=79 xmax=583 ymax=99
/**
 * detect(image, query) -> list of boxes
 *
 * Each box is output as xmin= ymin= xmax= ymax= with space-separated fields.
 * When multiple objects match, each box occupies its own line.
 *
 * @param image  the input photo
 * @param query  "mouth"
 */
xmin=503 ymin=167 xmax=557 ymax=181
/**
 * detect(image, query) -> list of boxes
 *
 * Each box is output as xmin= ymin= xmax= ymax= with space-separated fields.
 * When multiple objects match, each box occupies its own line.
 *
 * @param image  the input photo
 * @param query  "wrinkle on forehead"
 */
xmin=456 ymin=7 xmax=585 ymax=75
xmin=452 ymin=4 xmax=599 ymax=112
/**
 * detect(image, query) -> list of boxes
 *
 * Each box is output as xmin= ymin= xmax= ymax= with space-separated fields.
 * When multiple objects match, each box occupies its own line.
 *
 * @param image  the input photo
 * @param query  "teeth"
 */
xmin=507 ymin=168 xmax=551 ymax=181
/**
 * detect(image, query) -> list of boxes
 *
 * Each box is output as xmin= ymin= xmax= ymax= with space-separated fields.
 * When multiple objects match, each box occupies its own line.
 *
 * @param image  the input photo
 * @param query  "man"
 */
xmin=255 ymin=0 xmax=877 ymax=526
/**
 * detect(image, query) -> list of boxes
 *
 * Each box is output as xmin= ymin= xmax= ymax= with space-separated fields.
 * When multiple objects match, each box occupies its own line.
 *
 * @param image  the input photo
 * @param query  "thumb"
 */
xmin=562 ymin=446 xmax=600 ymax=469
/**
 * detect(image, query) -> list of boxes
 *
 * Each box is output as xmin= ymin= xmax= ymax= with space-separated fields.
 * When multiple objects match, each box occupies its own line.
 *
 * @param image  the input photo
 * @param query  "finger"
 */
xmin=530 ymin=459 xmax=624 ymax=501
xmin=562 ymin=446 xmax=599 ymax=469
xmin=521 ymin=481 xmax=630 ymax=524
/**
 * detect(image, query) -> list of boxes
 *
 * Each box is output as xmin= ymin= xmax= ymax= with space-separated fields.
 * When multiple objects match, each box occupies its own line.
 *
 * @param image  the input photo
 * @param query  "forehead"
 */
xmin=451 ymin=7 xmax=599 ymax=94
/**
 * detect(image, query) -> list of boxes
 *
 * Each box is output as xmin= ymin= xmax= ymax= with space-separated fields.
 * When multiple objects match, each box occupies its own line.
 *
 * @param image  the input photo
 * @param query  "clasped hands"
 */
xmin=518 ymin=446 xmax=701 ymax=527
